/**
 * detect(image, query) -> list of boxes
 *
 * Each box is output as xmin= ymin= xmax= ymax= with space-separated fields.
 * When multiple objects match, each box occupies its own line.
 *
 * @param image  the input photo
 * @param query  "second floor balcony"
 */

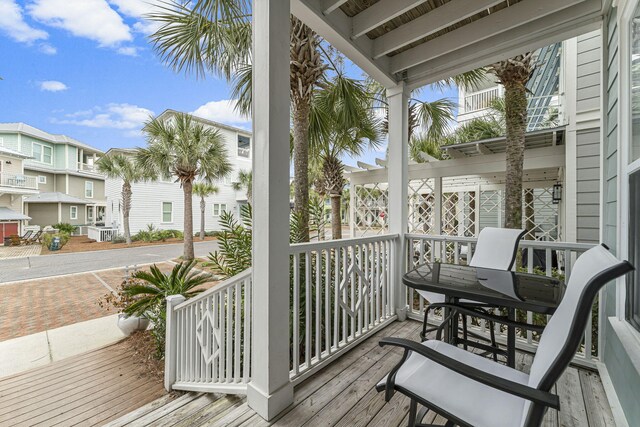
xmin=0 ymin=173 xmax=38 ymax=191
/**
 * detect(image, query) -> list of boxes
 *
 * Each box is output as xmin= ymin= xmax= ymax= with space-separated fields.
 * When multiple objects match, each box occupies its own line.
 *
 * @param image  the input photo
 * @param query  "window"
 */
xmin=238 ymin=135 xmax=251 ymax=158
xmin=632 ymin=6 xmax=640 ymax=163
xmin=70 ymin=206 xmax=78 ymax=220
xmin=213 ymin=203 xmax=227 ymax=216
xmin=162 ymin=202 xmax=173 ymax=223
xmin=37 ymin=176 xmax=46 ymax=184
xmin=85 ymin=181 xmax=94 ymax=198
xmin=87 ymin=206 xmax=94 ymax=222
xmin=32 ymin=143 xmax=52 ymax=164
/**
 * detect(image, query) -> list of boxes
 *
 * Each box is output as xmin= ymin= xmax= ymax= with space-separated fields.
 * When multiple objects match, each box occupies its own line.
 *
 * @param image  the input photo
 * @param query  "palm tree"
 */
xmin=138 ymin=113 xmax=232 ymax=260
xmin=310 ymin=75 xmax=381 ymax=239
xmin=193 ymin=182 xmax=219 ymax=240
xmin=231 ymin=170 xmax=252 ymax=204
xmin=487 ymin=53 xmax=534 ymax=229
xmin=96 ymin=152 xmax=148 ymax=244
xmin=148 ymin=2 xmax=326 ymax=242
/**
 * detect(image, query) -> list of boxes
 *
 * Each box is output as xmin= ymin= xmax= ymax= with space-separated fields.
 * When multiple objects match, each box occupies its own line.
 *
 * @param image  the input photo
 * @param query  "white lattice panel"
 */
xmin=354 ymin=183 xmax=388 ymax=237
xmin=408 ymin=178 xmax=435 ymax=234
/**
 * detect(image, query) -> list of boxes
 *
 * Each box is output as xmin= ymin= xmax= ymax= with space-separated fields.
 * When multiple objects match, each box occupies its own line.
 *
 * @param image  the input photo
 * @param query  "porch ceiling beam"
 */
xmin=404 ymin=0 xmax=602 ymax=89
xmin=357 ymin=161 xmax=381 ymax=170
xmin=321 ymin=0 xmax=348 ymax=15
xmin=375 ymin=158 xmax=387 ymax=167
xmin=352 ymin=0 xmax=430 ymax=39
xmin=292 ymin=0 xmax=397 ymax=88
xmin=418 ymin=151 xmax=439 ymax=162
xmin=390 ymin=0 xmax=586 ymax=74
xmin=343 ymin=165 xmax=361 ymax=172
xmin=372 ymin=0 xmax=503 ymax=59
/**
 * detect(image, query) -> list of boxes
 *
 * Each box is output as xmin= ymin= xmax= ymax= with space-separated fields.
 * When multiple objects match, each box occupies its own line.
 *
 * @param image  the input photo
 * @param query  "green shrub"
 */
xmin=42 ymin=232 xmax=70 ymax=249
xmin=52 ymin=223 xmax=77 ymax=234
xmin=111 ymin=234 xmax=127 ymax=244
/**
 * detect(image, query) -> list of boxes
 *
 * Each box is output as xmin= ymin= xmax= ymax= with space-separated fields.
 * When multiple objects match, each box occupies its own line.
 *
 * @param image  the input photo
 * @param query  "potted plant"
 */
xmin=98 ymin=278 xmax=150 ymax=336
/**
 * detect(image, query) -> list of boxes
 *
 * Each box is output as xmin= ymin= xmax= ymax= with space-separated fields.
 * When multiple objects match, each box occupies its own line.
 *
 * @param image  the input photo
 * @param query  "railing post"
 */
xmin=387 ymin=83 xmax=409 ymax=321
xmin=164 ymin=294 xmax=185 ymax=392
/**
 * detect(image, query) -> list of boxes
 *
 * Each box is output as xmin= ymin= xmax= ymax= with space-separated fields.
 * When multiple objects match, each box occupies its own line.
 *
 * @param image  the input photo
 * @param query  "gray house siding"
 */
xmin=576 ymin=32 xmax=602 ymax=112
xmin=576 ymin=129 xmax=601 ymax=243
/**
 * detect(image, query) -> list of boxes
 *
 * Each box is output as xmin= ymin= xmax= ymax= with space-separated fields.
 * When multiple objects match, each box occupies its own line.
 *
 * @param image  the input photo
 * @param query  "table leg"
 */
xmin=444 ymin=296 xmax=458 ymax=345
xmin=507 ymin=308 xmax=516 ymax=368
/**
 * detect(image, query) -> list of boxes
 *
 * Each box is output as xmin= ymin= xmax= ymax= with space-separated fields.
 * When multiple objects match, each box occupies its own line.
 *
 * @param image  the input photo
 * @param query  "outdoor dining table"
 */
xmin=403 ymin=262 xmax=566 ymax=368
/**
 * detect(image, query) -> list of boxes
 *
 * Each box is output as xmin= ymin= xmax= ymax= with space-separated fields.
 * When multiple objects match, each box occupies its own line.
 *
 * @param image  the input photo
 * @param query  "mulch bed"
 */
xmin=41 ymin=235 xmax=217 ymax=255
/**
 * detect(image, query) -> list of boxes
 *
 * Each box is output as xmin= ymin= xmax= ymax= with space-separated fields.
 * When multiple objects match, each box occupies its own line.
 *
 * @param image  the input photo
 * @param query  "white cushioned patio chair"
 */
xmin=379 ymin=244 xmax=632 ymax=427
xmin=418 ymin=227 xmax=527 ymax=346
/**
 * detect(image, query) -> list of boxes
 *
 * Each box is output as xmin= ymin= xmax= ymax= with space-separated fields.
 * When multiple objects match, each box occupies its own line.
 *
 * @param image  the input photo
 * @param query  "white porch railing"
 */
xmin=0 ymin=173 xmax=37 ymax=190
xmin=404 ymin=234 xmax=597 ymax=368
xmin=462 ymin=87 xmax=502 ymax=114
xmin=87 ymin=226 xmax=118 ymax=242
xmin=166 ymin=269 xmax=252 ymax=394
xmin=288 ymin=234 xmax=398 ymax=383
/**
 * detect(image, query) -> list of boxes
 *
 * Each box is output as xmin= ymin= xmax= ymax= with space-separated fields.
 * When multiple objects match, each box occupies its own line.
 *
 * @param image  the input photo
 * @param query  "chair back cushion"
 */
xmin=469 ymin=227 xmax=525 ymax=270
xmin=521 ymin=245 xmax=632 ymax=426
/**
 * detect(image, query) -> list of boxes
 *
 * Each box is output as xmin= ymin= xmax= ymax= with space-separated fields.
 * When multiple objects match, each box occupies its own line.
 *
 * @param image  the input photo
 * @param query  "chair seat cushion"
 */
xmin=378 ymin=340 xmax=528 ymax=427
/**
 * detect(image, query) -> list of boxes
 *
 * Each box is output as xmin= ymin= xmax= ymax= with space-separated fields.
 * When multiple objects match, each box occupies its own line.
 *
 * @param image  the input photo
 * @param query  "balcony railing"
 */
xmin=163 ymin=232 xmax=600 ymax=397
xmin=77 ymin=162 xmax=97 ymax=172
xmin=87 ymin=226 xmax=118 ymax=242
xmin=462 ymin=87 xmax=502 ymax=114
xmin=0 ymin=173 xmax=37 ymax=190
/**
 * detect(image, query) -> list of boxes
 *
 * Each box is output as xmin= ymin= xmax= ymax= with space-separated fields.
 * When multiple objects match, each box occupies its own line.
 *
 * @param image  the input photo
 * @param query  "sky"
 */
xmin=0 ymin=0 xmax=458 ymax=167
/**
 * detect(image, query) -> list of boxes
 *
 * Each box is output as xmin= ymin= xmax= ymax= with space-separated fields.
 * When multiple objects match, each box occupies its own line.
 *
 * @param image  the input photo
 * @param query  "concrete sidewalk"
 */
xmin=0 ymin=240 xmax=218 ymax=283
xmin=0 ymin=314 xmax=127 ymax=379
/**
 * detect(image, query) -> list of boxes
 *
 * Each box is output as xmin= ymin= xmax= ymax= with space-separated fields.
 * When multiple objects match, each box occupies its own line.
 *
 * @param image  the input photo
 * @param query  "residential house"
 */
xmin=0 ymin=123 xmax=106 ymax=230
xmin=0 ymin=146 xmax=38 ymax=240
xmin=104 ymin=110 xmax=252 ymax=235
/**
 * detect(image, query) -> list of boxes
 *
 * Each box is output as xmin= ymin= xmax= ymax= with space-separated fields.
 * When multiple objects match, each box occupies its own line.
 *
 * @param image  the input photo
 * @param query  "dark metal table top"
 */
xmin=403 ymin=262 xmax=565 ymax=314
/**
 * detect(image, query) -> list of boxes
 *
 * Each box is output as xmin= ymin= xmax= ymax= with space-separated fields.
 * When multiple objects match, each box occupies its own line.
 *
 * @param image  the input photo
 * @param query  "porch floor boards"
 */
xmin=0 ymin=340 xmax=168 ymax=427
xmin=109 ymin=319 xmax=616 ymax=427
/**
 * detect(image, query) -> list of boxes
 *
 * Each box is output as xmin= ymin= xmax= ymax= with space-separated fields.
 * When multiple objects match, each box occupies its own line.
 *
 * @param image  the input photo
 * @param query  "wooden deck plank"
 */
xmin=579 ymin=370 xmax=616 ymax=427
xmin=124 ymin=393 xmax=203 ymax=426
xmin=272 ymin=322 xmax=421 ymax=427
xmin=102 ymin=394 xmax=177 ymax=427
xmin=201 ymin=402 xmax=252 ymax=427
xmin=556 ymin=367 xmax=589 ymax=426
xmin=149 ymin=393 xmax=220 ymax=426
xmin=173 ymin=393 xmax=244 ymax=427
xmin=346 ymin=390 xmax=410 ymax=427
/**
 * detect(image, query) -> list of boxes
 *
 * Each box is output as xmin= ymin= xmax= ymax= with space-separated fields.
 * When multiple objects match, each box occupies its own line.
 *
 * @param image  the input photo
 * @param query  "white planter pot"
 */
xmin=117 ymin=313 xmax=150 ymax=336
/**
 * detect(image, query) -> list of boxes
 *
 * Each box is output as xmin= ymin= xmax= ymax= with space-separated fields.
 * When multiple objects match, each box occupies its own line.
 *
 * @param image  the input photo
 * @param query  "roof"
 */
xmin=441 ymin=126 xmax=565 ymax=158
xmin=155 ymin=109 xmax=252 ymax=136
xmin=0 ymin=207 xmax=30 ymax=221
xmin=24 ymin=192 xmax=91 ymax=205
xmin=0 ymin=146 xmax=32 ymax=159
xmin=0 ymin=123 xmax=104 ymax=154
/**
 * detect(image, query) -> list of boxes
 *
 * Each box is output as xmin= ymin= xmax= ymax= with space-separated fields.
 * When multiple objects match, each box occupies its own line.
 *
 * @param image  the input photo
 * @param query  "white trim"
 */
xmin=597 ymin=361 xmax=631 ymax=427
xmin=212 ymin=203 xmax=227 ymax=217
xmin=37 ymin=175 xmax=46 ymax=185
xmin=69 ymin=205 xmax=78 ymax=220
xmin=161 ymin=201 xmax=173 ymax=224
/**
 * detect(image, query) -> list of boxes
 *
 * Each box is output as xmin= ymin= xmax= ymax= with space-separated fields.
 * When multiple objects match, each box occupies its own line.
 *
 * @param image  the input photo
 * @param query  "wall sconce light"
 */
xmin=552 ymin=182 xmax=562 ymax=204
xmin=5 ymin=161 xmax=11 ymax=165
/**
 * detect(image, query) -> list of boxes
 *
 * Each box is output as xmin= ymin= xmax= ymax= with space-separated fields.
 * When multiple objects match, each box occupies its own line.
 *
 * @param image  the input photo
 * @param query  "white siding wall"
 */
xmin=105 ymin=124 xmax=251 ymax=235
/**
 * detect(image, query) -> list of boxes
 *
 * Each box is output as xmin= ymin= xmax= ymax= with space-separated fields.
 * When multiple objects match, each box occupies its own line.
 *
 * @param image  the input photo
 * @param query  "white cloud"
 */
xmin=192 ymin=100 xmax=251 ymax=125
xmin=0 ymin=0 xmax=48 ymax=43
xmin=116 ymin=46 xmax=138 ymax=56
xmin=109 ymin=0 xmax=163 ymax=35
xmin=40 ymin=80 xmax=68 ymax=92
xmin=53 ymin=103 xmax=154 ymax=130
xmin=27 ymin=0 xmax=132 ymax=47
xmin=39 ymin=43 xmax=57 ymax=54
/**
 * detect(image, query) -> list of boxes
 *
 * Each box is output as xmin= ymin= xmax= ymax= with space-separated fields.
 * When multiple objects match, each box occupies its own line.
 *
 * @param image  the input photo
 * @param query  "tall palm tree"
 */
xmin=310 ymin=75 xmax=381 ymax=239
xmin=231 ymin=170 xmax=252 ymax=204
xmin=96 ymin=152 xmax=148 ymax=244
xmin=193 ymin=182 xmax=219 ymax=240
xmin=148 ymin=2 xmax=326 ymax=242
xmin=138 ymin=113 xmax=232 ymax=260
xmin=488 ymin=53 xmax=534 ymax=229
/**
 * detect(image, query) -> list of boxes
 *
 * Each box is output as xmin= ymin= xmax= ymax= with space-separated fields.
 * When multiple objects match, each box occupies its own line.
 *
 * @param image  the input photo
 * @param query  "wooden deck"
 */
xmin=0 ymin=340 xmax=169 ymax=426
xmin=108 ymin=320 xmax=616 ymax=427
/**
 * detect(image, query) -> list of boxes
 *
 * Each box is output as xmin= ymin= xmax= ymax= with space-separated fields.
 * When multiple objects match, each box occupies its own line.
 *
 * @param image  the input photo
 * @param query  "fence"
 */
xmin=462 ymin=87 xmax=502 ymax=113
xmin=87 ymin=226 xmax=118 ymax=242
xmin=288 ymin=234 xmax=397 ymax=383
xmin=0 ymin=173 xmax=37 ymax=190
xmin=165 ymin=269 xmax=252 ymax=394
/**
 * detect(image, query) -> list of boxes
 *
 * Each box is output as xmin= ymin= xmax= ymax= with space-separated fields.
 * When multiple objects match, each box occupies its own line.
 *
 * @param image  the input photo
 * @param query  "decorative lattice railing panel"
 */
xmin=353 ymin=183 xmax=388 ymax=237
xmin=408 ymin=178 xmax=435 ymax=234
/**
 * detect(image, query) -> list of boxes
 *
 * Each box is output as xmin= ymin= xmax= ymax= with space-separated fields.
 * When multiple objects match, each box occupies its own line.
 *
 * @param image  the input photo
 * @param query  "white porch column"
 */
xmin=387 ymin=83 xmax=409 ymax=321
xmin=247 ymin=0 xmax=294 ymax=421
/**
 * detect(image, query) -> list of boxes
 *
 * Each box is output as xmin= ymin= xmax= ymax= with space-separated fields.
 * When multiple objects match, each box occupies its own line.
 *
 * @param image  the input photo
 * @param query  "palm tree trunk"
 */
xmin=200 ymin=197 xmax=206 ymax=240
xmin=503 ymin=82 xmax=527 ymax=229
xmin=292 ymin=101 xmax=311 ymax=242
xmin=330 ymin=195 xmax=342 ymax=240
xmin=183 ymin=180 xmax=195 ymax=260
xmin=122 ymin=181 xmax=132 ymax=244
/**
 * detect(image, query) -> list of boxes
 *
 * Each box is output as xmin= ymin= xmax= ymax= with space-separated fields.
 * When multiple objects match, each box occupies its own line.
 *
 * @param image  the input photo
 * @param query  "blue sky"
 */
xmin=0 ymin=0 xmax=458 ymax=166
